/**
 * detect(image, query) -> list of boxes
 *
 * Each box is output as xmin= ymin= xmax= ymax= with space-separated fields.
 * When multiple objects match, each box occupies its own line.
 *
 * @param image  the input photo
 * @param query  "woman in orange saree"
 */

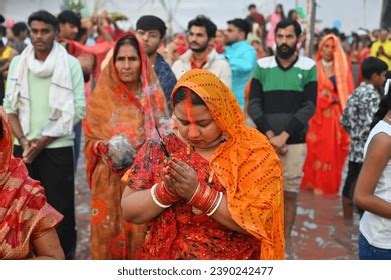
xmin=0 ymin=108 xmax=64 ymax=259
xmin=121 ymin=69 xmax=285 ymax=260
xmin=301 ymin=34 xmax=354 ymax=195
xmin=83 ymin=33 xmax=169 ymax=259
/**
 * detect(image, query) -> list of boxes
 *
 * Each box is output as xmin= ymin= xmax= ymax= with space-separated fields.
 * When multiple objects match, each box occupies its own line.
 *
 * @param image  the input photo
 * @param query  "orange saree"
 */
xmin=0 ymin=108 xmax=62 ymax=259
xmin=83 ymin=33 xmax=168 ymax=259
xmin=124 ymin=69 xmax=285 ymax=259
xmin=301 ymin=35 xmax=354 ymax=195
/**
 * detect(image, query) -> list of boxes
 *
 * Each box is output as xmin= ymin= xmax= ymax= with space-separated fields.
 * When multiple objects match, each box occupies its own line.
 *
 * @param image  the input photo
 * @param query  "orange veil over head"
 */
xmin=171 ymin=69 xmax=285 ymax=260
xmin=84 ymin=32 xmax=169 ymax=186
xmin=316 ymin=34 xmax=354 ymax=108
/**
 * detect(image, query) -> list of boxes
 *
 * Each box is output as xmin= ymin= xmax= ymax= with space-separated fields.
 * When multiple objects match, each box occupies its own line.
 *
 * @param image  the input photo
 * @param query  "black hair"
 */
xmin=28 ymin=10 xmax=59 ymax=30
xmin=75 ymin=27 xmax=87 ymax=42
xmin=371 ymin=85 xmax=391 ymax=129
xmin=266 ymin=47 xmax=274 ymax=56
xmin=227 ymin=18 xmax=251 ymax=38
xmin=11 ymin=22 xmax=28 ymax=37
xmin=57 ymin=10 xmax=81 ymax=29
xmin=0 ymin=39 xmax=4 ymax=48
xmin=276 ymin=4 xmax=286 ymax=19
xmin=321 ymin=27 xmax=340 ymax=38
xmin=173 ymin=87 xmax=206 ymax=107
xmin=0 ymin=14 xmax=5 ymax=24
xmin=188 ymin=15 xmax=217 ymax=39
xmin=248 ymin=4 xmax=256 ymax=10
xmin=275 ymin=18 xmax=301 ymax=37
xmin=362 ymin=57 xmax=388 ymax=80
xmin=0 ymin=25 xmax=7 ymax=37
xmin=287 ymin=9 xmax=297 ymax=20
xmin=113 ymin=36 xmax=141 ymax=62
xmin=136 ymin=15 xmax=167 ymax=39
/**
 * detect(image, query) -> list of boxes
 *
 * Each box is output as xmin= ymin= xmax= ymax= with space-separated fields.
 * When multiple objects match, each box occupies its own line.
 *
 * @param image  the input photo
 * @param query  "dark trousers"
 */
xmin=0 ymin=74 xmax=5 ymax=106
xmin=342 ymin=161 xmax=363 ymax=199
xmin=73 ymin=121 xmax=82 ymax=170
xmin=342 ymin=161 xmax=363 ymax=216
xmin=14 ymin=146 xmax=77 ymax=259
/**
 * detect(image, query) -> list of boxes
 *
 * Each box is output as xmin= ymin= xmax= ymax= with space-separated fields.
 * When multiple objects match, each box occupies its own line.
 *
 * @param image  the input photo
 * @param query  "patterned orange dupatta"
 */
xmin=172 ymin=69 xmax=285 ymax=260
xmin=316 ymin=34 xmax=354 ymax=109
xmin=83 ymin=33 xmax=168 ymax=259
xmin=0 ymin=108 xmax=62 ymax=259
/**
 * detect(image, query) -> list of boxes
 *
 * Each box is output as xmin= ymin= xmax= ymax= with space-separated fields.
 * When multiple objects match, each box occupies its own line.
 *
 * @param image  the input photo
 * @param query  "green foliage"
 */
xmin=68 ymin=0 xmax=86 ymax=12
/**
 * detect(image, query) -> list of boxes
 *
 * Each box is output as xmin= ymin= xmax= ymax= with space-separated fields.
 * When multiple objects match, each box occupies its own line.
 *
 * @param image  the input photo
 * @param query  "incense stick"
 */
xmin=155 ymin=126 xmax=171 ymax=160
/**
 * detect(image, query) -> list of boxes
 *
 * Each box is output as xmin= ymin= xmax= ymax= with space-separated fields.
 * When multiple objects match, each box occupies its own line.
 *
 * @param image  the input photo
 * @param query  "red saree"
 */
xmin=0 ymin=108 xmax=62 ymax=259
xmin=301 ymin=35 xmax=354 ymax=195
xmin=125 ymin=134 xmax=260 ymax=259
xmin=83 ymin=33 xmax=168 ymax=259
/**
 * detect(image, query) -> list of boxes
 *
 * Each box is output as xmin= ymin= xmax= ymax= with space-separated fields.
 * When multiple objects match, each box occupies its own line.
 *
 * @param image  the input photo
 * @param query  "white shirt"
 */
xmin=360 ymin=120 xmax=391 ymax=248
xmin=171 ymin=49 xmax=232 ymax=88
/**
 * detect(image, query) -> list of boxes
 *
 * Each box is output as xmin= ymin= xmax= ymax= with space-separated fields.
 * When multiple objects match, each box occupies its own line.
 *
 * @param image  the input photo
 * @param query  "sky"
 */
xmin=0 ymin=0 xmax=384 ymax=34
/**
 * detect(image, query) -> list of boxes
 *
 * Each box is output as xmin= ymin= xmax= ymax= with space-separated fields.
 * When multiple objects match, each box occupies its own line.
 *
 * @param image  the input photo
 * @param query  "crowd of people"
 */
xmin=0 ymin=2 xmax=390 ymax=260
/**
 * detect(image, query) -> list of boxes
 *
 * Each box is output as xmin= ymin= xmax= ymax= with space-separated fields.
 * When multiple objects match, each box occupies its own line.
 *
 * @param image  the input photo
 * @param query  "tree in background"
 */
xmin=381 ymin=0 xmax=391 ymax=29
xmin=140 ymin=0 xmax=183 ymax=37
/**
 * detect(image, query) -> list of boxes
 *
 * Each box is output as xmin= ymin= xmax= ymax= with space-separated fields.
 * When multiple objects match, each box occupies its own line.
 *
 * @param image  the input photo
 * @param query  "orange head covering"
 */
xmin=316 ymin=34 xmax=354 ymax=108
xmin=84 ymin=33 xmax=169 ymax=185
xmin=171 ymin=69 xmax=285 ymax=260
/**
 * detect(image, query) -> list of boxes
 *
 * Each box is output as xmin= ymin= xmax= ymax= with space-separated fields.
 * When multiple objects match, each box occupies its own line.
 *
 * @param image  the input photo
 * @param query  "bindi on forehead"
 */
xmin=326 ymin=38 xmax=335 ymax=47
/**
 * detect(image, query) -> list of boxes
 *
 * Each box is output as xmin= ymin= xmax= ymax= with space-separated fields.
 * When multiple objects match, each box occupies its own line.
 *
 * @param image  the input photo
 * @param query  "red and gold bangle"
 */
xmin=151 ymin=183 xmax=171 ymax=208
xmin=202 ymin=188 xmax=219 ymax=213
xmin=155 ymin=181 xmax=181 ymax=205
xmin=190 ymin=183 xmax=210 ymax=209
xmin=191 ymin=188 xmax=218 ymax=215
xmin=187 ymin=181 xmax=222 ymax=215
xmin=206 ymin=192 xmax=223 ymax=216
xmin=187 ymin=183 xmax=201 ymax=205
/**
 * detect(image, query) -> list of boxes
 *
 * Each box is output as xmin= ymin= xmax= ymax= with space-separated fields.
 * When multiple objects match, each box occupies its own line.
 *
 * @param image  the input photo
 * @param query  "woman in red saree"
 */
xmin=121 ymin=69 xmax=285 ymax=260
xmin=0 ymin=108 xmax=64 ymax=259
xmin=84 ymin=33 xmax=168 ymax=259
xmin=301 ymin=34 xmax=354 ymax=195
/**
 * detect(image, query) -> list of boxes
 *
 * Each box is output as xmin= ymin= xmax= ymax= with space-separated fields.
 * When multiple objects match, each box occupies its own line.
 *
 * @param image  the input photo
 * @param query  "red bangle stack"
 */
xmin=155 ymin=182 xmax=181 ymax=205
xmin=187 ymin=182 xmax=222 ymax=215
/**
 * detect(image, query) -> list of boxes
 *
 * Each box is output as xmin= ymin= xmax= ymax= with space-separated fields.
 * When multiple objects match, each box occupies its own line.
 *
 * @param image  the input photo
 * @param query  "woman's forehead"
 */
xmin=324 ymin=37 xmax=335 ymax=46
xmin=174 ymin=102 xmax=210 ymax=118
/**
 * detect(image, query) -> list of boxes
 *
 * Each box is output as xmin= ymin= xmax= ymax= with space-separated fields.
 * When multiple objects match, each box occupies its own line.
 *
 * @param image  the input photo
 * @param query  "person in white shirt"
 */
xmin=354 ymin=79 xmax=391 ymax=260
xmin=172 ymin=15 xmax=231 ymax=88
